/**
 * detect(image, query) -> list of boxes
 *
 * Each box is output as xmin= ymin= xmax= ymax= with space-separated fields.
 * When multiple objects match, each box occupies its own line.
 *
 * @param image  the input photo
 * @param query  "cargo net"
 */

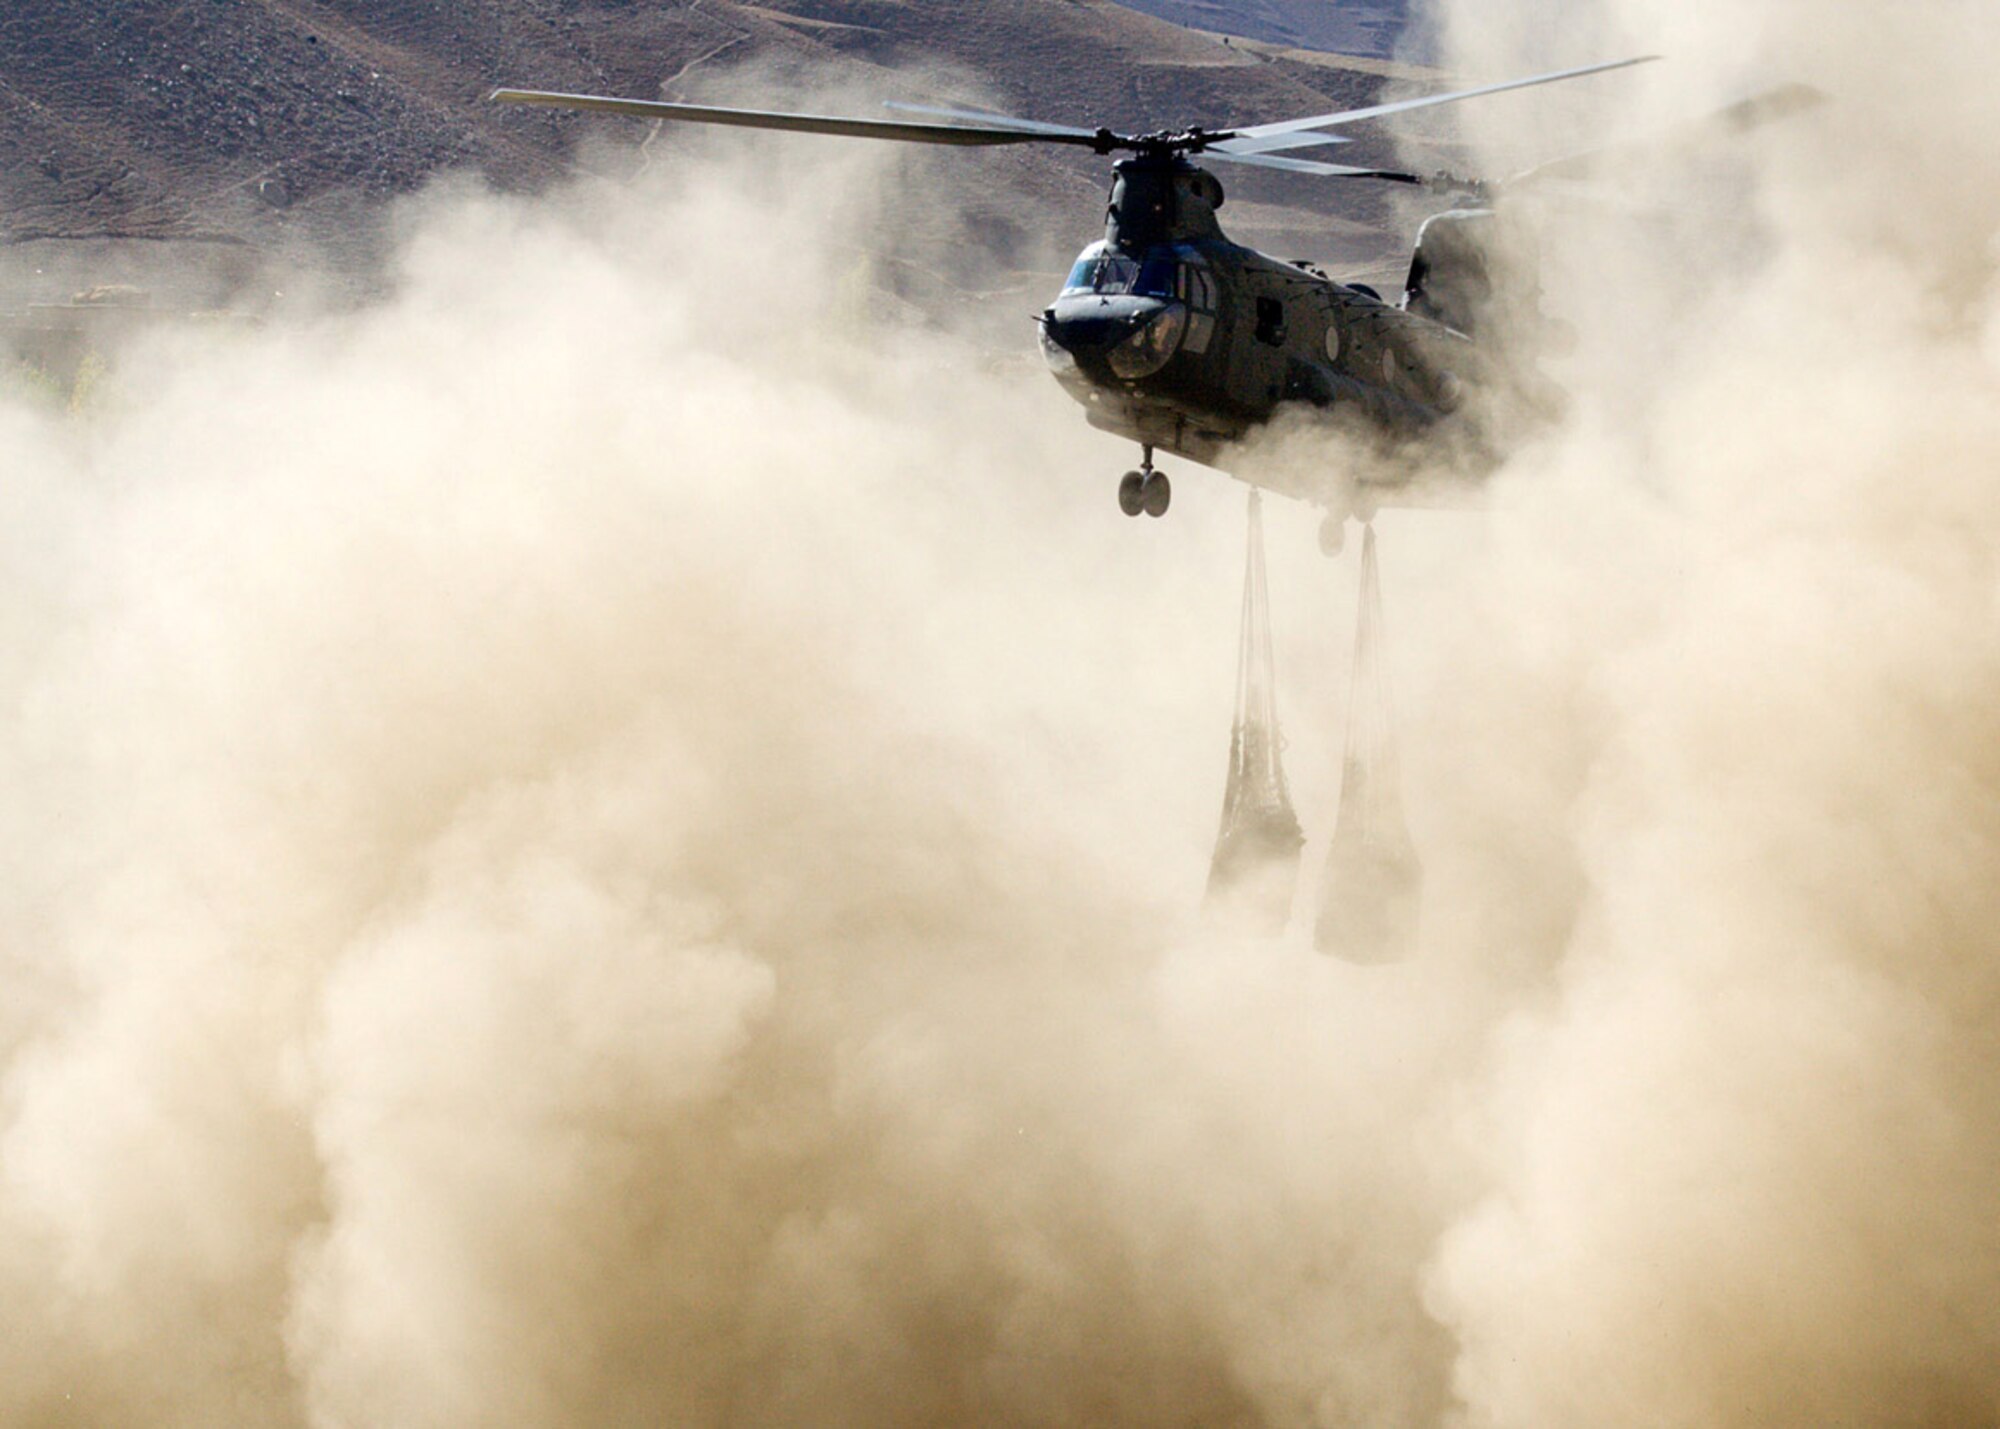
xmin=1315 ymin=523 xmax=1423 ymax=962
xmin=1205 ymin=489 xmax=1305 ymax=934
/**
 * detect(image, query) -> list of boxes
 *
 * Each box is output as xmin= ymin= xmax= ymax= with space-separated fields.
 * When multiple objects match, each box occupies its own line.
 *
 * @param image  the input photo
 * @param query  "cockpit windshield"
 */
xmin=1061 ymin=244 xmax=1178 ymax=298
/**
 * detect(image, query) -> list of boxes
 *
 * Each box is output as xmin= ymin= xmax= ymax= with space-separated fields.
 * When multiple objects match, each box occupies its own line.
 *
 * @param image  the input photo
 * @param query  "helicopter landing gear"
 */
xmin=1118 ymin=447 xmax=1171 ymax=518
xmin=1319 ymin=484 xmax=1377 ymax=556
xmin=1118 ymin=470 xmax=1146 ymax=516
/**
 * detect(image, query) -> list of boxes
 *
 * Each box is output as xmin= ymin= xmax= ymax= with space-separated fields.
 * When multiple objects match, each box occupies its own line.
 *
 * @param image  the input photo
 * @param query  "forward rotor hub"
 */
xmin=1110 ymin=127 xmax=1239 ymax=156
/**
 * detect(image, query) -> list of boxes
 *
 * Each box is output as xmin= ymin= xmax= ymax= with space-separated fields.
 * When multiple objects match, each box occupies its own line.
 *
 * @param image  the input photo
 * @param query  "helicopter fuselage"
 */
xmin=487 ymin=72 xmax=1676 ymax=522
xmin=1038 ymin=154 xmax=1514 ymax=511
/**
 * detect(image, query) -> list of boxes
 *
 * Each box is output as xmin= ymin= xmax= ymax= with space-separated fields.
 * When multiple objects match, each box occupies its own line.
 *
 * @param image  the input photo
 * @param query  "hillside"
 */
xmin=1110 ymin=0 xmax=1413 ymax=60
xmin=0 ymin=1 xmax=1452 ymax=308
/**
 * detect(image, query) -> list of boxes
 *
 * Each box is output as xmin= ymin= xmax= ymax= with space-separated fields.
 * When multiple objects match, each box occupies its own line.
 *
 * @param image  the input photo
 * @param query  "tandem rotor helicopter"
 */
xmin=492 ymin=59 xmax=1808 ymax=551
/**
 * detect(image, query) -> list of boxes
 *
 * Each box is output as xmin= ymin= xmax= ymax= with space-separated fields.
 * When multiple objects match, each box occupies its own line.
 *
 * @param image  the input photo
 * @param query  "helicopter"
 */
xmin=491 ymin=57 xmax=1660 ymax=548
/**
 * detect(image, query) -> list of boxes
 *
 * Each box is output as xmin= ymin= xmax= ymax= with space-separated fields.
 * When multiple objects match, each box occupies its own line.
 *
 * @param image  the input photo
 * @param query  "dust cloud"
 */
xmin=1397 ymin=0 xmax=2000 ymax=1423
xmin=3 ymin=1 xmax=2000 ymax=1422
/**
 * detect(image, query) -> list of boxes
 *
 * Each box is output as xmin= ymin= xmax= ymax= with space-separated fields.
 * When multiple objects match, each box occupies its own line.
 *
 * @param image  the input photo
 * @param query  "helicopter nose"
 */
xmin=1041 ymin=300 xmax=1154 ymax=360
xmin=1043 ymin=295 xmax=1186 ymax=383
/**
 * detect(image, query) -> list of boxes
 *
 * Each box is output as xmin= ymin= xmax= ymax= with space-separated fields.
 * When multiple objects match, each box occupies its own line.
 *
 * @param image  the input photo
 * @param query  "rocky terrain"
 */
xmin=0 ymin=1 xmax=1453 ymax=308
xmin=1113 ymin=0 xmax=1413 ymax=60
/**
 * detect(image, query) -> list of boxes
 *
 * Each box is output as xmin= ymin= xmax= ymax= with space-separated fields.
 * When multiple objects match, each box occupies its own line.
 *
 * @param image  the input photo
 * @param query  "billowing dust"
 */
xmin=3 ymin=0 xmax=2000 ymax=1423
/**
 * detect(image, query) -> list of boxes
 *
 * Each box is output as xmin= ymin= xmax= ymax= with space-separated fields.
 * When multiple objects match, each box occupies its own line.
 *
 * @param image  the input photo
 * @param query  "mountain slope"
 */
xmin=1107 ymin=0 xmax=1413 ymax=60
xmin=0 ymin=1 xmax=1445 ymax=300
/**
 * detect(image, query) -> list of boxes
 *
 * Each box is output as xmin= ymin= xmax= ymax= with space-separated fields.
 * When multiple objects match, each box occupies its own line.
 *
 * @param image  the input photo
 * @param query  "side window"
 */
xmin=1176 ymin=266 xmax=1224 ymax=356
xmin=1254 ymin=296 xmax=1286 ymax=346
xmin=1186 ymin=308 xmax=1216 ymax=355
xmin=1176 ymin=265 xmax=1217 ymax=312
xmin=1137 ymin=253 xmax=1178 ymax=297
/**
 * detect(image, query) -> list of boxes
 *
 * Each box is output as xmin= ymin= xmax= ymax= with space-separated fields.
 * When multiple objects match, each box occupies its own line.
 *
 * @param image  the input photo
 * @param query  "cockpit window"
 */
xmin=1061 ymin=246 xmax=1181 ymax=298
xmin=1063 ymin=254 xmax=1137 ymax=295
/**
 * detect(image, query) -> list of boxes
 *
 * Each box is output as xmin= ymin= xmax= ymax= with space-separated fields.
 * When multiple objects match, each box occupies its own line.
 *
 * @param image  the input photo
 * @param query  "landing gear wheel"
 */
xmin=1141 ymin=470 xmax=1171 ymax=518
xmin=1318 ymin=513 xmax=1346 ymax=557
xmin=1118 ymin=470 xmax=1147 ymax=517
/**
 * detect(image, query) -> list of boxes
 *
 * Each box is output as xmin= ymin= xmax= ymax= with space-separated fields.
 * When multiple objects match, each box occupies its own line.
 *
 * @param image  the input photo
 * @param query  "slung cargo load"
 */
xmin=1316 ymin=524 xmax=1422 ymax=962
xmin=1206 ymin=490 xmax=1305 ymax=934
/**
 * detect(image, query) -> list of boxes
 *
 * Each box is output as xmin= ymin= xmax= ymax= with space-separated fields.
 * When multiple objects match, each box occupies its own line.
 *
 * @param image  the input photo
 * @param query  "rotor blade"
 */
xmin=1209 ymin=130 xmax=1354 ymax=157
xmin=882 ymin=100 xmax=1099 ymax=139
xmin=1221 ymin=55 xmax=1661 ymax=152
xmin=1205 ymin=150 xmax=1424 ymax=182
xmin=889 ymin=100 xmax=1369 ymax=162
xmin=1503 ymin=81 xmax=1825 ymax=189
xmin=883 ymin=99 xmax=1416 ymax=179
xmin=490 ymin=89 xmax=1109 ymax=148
xmin=887 ymin=100 xmax=1421 ymax=176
